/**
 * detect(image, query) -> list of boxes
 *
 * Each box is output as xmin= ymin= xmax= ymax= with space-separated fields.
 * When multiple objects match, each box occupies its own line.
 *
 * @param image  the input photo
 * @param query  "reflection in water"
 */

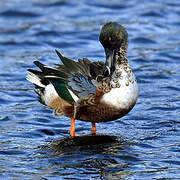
xmin=37 ymin=135 xmax=138 ymax=179
xmin=51 ymin=134 xmax=119 ymax=149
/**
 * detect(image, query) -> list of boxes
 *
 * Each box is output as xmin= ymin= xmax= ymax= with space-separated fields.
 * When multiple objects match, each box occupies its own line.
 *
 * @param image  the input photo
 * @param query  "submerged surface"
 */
xmin=0 ymin=0 xmax=180 ymax=179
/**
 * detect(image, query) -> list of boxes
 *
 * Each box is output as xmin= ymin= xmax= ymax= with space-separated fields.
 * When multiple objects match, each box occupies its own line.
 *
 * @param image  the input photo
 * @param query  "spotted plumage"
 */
xmin=27 ymin=22 xmax=138 ymax=137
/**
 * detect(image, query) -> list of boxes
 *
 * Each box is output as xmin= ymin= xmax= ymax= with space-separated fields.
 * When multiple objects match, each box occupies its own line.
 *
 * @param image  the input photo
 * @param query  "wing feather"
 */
xmin=31 ymin=50 xmax=105 ymax=102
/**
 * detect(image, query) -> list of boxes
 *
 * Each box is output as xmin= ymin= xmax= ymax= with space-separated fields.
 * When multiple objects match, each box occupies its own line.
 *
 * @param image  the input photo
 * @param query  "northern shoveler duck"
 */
xmin=27 ymin=22 xmax=138 ymax=138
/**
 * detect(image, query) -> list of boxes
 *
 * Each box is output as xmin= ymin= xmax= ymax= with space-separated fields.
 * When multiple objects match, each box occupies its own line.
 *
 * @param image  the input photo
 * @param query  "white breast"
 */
xmin=101 ymin=68 xmax=138 ymax=109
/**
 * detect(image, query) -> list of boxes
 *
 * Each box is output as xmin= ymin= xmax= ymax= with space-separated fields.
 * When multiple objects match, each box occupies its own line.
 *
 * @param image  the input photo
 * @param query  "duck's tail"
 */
xmin=26 ymin=69 xmax=59 ymax=106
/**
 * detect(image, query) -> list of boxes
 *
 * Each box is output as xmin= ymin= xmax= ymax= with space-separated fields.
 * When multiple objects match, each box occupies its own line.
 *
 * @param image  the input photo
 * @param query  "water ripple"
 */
xmin=0 ymin=10 xmax=40 ymax=18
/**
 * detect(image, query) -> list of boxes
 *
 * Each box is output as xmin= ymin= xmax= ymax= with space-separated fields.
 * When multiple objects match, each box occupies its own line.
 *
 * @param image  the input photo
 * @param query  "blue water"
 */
xmin=0 ymin=0 xmax=180 ymax=179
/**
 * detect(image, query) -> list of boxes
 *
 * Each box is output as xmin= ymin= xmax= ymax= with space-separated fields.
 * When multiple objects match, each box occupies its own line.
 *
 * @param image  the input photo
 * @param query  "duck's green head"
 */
xmin=99 ymin=22 xmax=128 ymax=76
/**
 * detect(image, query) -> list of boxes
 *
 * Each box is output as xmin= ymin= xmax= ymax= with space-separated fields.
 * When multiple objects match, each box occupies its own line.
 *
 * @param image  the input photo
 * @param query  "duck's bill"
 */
xmin=104 ymin=48 xmax=115 ymax=76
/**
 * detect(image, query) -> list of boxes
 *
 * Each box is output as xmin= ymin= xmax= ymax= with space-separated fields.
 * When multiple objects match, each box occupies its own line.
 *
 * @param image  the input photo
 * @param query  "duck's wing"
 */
xmin=28 ymin=50 xmax=105 ymax=103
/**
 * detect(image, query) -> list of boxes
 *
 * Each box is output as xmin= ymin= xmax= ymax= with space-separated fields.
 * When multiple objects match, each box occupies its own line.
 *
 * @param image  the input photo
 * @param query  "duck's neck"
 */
xmin=115 ymin=47 xmax=128 ymax=68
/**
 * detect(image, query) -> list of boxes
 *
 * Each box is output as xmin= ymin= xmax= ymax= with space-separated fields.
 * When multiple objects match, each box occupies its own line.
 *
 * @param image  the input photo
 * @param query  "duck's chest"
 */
xmin=101 ymin=68 xmax=138 ymax=110
xmin=76 ymin=67 xmax=138 ymax=122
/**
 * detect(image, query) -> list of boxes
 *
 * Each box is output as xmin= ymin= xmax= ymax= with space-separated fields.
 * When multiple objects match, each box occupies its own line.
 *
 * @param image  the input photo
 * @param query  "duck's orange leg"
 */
xmin=68 ymin=117 xmax=75 ymax=138
xmin=91 ymin=122 xmax=96 ymax=135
